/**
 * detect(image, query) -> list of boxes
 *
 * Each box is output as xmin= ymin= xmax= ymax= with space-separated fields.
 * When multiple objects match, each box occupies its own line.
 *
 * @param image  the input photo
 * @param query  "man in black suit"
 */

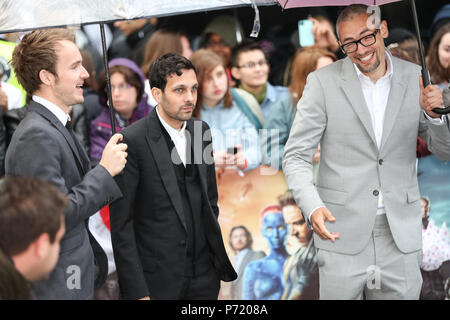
xmin=5 ymin=28 xmax=127 ymax=299
xmin=110 ymin=53 xmax=237 ymax=300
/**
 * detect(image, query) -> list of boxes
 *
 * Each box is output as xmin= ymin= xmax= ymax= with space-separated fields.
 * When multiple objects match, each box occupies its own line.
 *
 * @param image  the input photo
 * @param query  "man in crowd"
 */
xmin=231 ymin=40 xmax=288 ymax=119
xmin=5 ymin=28 xmax=127 ymax=299
xmin=110 ymin=53 xmax=236 ymax=300
xmin=228 ymin=225 xmax=265 ymax=300
xmin=283 ymin=4 xmax=450 ymax=299
xmin=0 ymin=176 xmax=67 ymax=299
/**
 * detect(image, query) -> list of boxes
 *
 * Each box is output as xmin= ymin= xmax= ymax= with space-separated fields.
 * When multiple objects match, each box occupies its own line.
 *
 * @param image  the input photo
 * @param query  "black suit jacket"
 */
xmin=110 ymin=109 xmax=237 ymax=300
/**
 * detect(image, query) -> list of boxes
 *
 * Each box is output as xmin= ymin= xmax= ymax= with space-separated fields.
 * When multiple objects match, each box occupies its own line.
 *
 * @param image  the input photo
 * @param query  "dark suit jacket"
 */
xmin=110 ymin=109 xmax=237 ymax=300
xmin=5 ymin=100 xmax=122 ymax=299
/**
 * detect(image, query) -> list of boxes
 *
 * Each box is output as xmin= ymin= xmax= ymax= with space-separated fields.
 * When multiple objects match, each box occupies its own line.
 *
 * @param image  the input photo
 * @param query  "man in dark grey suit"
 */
xmin=5 ymin=28 xmax=127 ymax=299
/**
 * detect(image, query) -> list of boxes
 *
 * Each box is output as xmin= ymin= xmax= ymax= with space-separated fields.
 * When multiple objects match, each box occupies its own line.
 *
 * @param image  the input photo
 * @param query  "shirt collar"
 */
xmin=155 ymin=105 xmax=186 ymax=139
xmin=354 ymin=51 xmax=394 ymax=84
xmin=32 ymin=95 xmax=71 ymax=125
xmin=264 ymin=82 xmax=277 ymax=103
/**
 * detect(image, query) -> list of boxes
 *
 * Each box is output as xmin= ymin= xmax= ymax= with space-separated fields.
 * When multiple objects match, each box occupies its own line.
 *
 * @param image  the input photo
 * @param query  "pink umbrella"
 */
xmin=279 ymin=0 xmax=400 ymax=8
xmin=277 ymin=0 xmax=450 ymax=114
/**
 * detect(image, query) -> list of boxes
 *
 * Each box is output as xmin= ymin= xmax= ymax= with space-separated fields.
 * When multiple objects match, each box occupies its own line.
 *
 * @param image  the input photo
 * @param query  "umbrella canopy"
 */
xmin=0 ymin=0 xmax=279 ymax=134
xmin=0 ymin=0 xmax=277 ymax=34
xmin=279 ymin=0 xmax=400 ymax=9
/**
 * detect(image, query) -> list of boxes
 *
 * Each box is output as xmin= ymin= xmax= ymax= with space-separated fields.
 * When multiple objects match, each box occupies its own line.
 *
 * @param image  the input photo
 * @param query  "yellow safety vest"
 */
xmin=0 ymin=39 xmax=26 ymax=106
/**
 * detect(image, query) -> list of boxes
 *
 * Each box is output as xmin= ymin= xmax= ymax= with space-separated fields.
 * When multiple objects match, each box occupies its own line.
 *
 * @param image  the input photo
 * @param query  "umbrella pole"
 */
xmin=99 ymin=23 xmax=116 ymax=134
xmin=409 ymin=0 xmax=429 ymax=86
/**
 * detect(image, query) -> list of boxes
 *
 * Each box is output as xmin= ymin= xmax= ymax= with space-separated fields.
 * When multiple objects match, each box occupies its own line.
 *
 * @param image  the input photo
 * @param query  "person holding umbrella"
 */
xmin=5 ymin=28 xmax=128 ymax=299
xmin=283 ymin=4 xmax=450 ymax=300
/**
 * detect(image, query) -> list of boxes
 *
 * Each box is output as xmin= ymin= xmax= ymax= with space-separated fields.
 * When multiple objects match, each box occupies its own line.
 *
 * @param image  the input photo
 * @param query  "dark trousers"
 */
xmin=178 ymin=267 xmax=220 ymax=300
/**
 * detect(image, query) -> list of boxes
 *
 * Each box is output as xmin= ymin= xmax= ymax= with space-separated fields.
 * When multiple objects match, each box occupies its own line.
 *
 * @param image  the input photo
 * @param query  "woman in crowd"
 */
xmin=90 ymin=58 xmax=152 ymax=164
xmin=261 ymin=47 xmax=336 ymax=170
xmin=427 ymin=22 xmax=450 ymax=90
xmin=190 ymin=49 xmax=262 ymax=172
xmin=141 ymin=29 xmax=192 ymax=106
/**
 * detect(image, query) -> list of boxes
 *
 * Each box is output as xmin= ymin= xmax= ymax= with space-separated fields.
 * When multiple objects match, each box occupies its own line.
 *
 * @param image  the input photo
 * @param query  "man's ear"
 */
xmin=151 ymin=87 xmax=162 ymax=105
xmin=380 ymin=20 xmax=389 ymax=39
xmin=33 ymin=233 xmax=51 ymax=259
xmin=39 ymin=69 xmax=55 ymax=86
xmin=230 ymin=67 xmax=241 ymax=81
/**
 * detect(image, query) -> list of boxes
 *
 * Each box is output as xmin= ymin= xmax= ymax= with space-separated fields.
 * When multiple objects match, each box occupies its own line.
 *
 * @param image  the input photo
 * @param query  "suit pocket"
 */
xmin=406 ymin=186 xmax=420 ymax=203
xmin=316 ymin=186 xmax=348 ymax=206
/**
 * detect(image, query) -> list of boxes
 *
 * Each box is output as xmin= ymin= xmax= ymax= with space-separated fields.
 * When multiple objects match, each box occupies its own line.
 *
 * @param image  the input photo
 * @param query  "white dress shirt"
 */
xmin=233 ymin=248 xmax=249 ymax=273
xmin=156 ymin=106 xmax=187 ymax=167
xmin=32 ymin=95 xmax=70 ymax=126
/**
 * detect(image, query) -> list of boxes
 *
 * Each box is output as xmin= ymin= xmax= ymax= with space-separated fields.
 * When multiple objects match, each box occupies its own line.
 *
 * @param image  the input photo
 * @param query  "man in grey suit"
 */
xmin=5 ymin=28 xmax=127 ymax=299
xmin=228 ymin=225 xmax=265 ymax=300
xmin=283 ymin=4 xmax=450 ymax=300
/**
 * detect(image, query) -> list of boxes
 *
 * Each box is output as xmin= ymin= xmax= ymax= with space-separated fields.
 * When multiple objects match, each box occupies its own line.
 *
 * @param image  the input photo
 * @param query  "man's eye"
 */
xmin=176 ymin=88 xmax=184 ymax=93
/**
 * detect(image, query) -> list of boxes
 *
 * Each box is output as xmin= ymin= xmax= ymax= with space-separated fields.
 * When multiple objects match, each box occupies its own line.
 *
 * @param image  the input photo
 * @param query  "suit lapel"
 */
xmin=31 ymin=101 xmax=88 ymax=175
xmin=380 ymin=58 xmax=407 ymax=151
xmin=145 ymin=111 xmax=187 ymax=232
xmin=340 ymin=57 xmax=377 ymax=147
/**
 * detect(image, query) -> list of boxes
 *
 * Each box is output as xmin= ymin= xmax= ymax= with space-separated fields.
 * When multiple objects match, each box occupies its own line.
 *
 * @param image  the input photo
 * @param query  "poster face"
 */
xmin=217 ymin=166 xmax=319 ymax=300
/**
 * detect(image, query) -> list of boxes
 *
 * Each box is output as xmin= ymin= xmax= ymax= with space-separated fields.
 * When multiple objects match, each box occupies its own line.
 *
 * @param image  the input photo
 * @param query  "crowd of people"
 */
xmin=0 ymin=3 xmax=449 ymax=300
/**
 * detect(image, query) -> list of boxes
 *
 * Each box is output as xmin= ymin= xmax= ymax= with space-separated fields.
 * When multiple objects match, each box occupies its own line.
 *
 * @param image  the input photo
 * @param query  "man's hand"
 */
xmin=310 ymin=207 xmax=340 ymax=242
xmin=310 ymin=17 xmax=339 ymax=52
xmin=99 ymin=133 xmax=128 ymax=177
xmin=419 ymin=76 xmax=444 ymax=118
xmin=139 ymin=296 xmax=150 ymax=300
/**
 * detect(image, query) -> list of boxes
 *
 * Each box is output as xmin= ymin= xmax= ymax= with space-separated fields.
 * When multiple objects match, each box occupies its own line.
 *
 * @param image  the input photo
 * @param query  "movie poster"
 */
xmin=217 ymin=166 xmax=319 ymax=300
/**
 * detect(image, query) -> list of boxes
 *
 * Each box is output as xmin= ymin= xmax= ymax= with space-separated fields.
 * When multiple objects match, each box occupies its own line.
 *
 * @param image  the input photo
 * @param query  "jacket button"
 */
xmin=179 ymin=240 xmax=186 ymax=246
xmin=378 ymin=159 xmax=383 ymax=165
xmin=373 ymin=190 xmax=379 ymax=196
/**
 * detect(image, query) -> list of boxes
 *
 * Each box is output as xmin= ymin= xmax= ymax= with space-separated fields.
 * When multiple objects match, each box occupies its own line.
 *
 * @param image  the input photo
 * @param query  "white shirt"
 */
xmin=32 ymin=95 xmax=71 ymax=126
xmin=156 ymin=106 xmax=187 ymax=167
xmin=1 ymin=81 xmax=23 ymax=110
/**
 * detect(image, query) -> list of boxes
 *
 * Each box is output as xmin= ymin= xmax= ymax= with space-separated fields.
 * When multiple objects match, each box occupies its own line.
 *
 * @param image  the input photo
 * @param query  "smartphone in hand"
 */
xmin=227 ymin=146 xmax=239 ymax=155
xmin=298 ymin=19 xmax=315 ymax=47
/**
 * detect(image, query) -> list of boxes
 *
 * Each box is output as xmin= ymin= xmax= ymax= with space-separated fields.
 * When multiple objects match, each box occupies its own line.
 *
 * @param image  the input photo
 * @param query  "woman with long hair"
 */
xmin=141 ymin=29 xmax=192 ymax=107
xmin=261 ymin=47 xmax=336 ymax=170
xmin=427 ymin=23 xmax=450 ymax=90
xmin=190 ymin=49 xmax=262 ymax=172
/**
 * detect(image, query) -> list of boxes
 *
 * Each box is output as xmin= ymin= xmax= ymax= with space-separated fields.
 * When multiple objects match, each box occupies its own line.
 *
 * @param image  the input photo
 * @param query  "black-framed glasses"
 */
xmin=340 ymin=30 xmax=379 ymax=54
xmin=237 ymin=59 xmax=268 ymax=69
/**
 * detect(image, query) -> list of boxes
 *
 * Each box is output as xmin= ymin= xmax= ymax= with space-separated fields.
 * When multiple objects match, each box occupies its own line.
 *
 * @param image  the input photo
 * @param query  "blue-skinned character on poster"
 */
xmin=242 ymin=205 xmax=289 ymax=300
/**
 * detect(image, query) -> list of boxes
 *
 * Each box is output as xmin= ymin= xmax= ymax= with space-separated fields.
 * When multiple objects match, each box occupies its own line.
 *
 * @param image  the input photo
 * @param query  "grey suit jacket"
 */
xmin=283 ymin=55 xmax=450 ymax=255
xmin=5 ymin=101 xmax=122 ymax=299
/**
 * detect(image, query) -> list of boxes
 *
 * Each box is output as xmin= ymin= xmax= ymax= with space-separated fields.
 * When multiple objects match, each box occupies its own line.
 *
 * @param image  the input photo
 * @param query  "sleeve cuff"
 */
xmin=423 ymin=111 xmax=447 ymax=125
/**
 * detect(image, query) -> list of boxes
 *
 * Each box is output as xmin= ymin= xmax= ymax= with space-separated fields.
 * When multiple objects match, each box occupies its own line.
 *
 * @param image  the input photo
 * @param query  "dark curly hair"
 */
xmin=149 ymin=52 xmax=197 ymax=92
